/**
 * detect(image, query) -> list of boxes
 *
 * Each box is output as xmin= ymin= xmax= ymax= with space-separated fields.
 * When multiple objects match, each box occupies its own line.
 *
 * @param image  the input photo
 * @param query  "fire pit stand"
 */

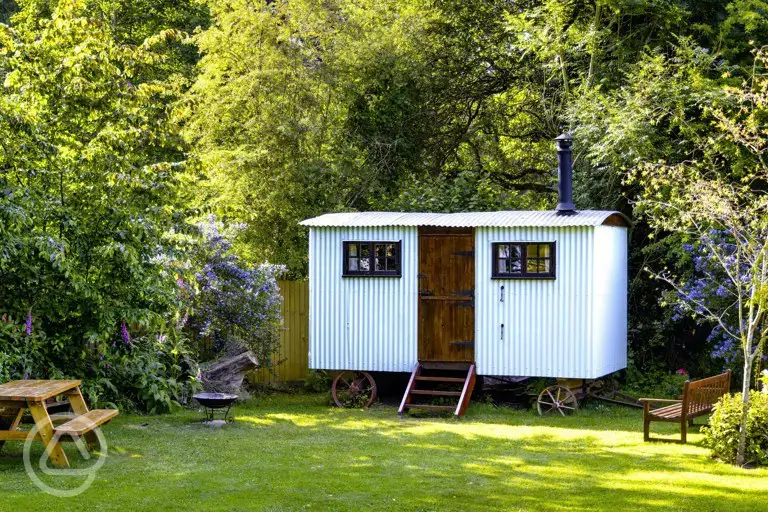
xmin=192 ymin=393 xmax=239 ymax=423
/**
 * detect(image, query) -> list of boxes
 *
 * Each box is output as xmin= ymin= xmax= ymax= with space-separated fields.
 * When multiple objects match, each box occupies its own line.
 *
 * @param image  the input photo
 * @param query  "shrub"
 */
xmin=702 ymin=391 xmax=768 ymax=466
xmin=304 ymin=370 xmax=332 ymax=393
xmin=188 ymin=218 xmax=285 ymax=367
xmin=0 ymin=310 xmax=201 ymax=413
xmin=624 ymin=366 xmax=689 ymax=398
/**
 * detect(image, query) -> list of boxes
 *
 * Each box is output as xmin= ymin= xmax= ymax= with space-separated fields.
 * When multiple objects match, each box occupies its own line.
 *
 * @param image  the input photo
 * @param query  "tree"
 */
xmin=633 ymin=48 xmax=768 ymax=465
xmin=0 ymin=0 xmax=191 ymax=372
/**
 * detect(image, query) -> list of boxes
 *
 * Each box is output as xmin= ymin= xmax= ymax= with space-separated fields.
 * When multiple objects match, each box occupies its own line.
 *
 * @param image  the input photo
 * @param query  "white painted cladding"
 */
xmin=474 ymin=225 xmax=628 ymax=379
xmin=590 ymin=226 xmax=628 ymax=377
xmin=308 ymin=226 xmax=418 ymax=372
xmin=308 ymin=223 xmax=627 ymax=379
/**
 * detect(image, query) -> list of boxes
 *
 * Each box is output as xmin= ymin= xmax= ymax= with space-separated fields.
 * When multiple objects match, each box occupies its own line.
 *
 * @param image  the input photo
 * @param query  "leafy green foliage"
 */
xmin=623 ymin=368 xmax=689 ymax=399
xmin=0 ymin=0 xmax=202 ymax=411
xmin=703 ymin=391 xmax=768 ymax=466
xmin=105 ymin=333 xmax=201 ymax=413
xmin=3 ymin=0 xmax=768 ymax=417
xmin=0 ymin=314 xmax=49 ymax=382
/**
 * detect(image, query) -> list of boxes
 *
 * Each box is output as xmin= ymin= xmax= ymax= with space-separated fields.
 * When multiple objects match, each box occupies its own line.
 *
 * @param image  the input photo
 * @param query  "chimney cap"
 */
xmin=555 ymin=133 xmax=573 ymax=142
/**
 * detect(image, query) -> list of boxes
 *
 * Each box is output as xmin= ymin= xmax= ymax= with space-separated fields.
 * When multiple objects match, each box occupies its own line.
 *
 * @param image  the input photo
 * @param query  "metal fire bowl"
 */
xmin=193 ymin=393 xmax=238 ymax=409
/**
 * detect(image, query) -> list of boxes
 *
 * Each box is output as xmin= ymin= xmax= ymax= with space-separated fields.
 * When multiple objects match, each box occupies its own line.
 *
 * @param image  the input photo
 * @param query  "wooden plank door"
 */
xmin=418 ymin=227 xmax=475 ymax=362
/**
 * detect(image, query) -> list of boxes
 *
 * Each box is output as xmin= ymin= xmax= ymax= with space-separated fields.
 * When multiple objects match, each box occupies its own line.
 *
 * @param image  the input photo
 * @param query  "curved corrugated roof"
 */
xmin=299 ymin=210 xmax=631 ymax=228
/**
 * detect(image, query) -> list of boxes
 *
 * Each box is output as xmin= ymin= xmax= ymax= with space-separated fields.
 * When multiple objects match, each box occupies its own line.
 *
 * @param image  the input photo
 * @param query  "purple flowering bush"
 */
xmin=669 ymin=231 xmax=750 ymax=365
xmin=188 ymin=219 xmax=285 ymax=369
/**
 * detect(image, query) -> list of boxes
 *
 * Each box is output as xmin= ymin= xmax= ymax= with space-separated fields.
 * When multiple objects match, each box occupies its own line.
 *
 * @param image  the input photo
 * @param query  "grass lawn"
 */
xmin=0 ymin=393 xmax=766 ymax=511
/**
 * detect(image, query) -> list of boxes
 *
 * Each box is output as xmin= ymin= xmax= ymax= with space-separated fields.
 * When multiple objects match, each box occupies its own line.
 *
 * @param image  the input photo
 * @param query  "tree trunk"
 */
xmin=736 ymin=361 xmax=751 ymax=466
xmin=202 ymin=350 xmax=259 ymax=394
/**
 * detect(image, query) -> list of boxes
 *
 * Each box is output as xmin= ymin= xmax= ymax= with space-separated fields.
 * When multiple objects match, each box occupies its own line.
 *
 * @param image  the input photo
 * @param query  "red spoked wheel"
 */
xmin=536 ymin=385 xmax=578 ymax=416
xmin=331 ymin=371 xmax=377 ymax=408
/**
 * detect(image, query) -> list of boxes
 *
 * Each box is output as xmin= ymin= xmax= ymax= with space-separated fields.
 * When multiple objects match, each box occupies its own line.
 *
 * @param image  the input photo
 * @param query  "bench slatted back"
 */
xmin=682 ymin=371 xmax=731 ymax=418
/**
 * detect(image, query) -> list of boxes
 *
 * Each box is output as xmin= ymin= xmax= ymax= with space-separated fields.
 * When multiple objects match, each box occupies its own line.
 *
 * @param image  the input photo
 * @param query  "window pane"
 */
xmin=387 ymin=256 xmax=396 ymax=270
xmin=348 ymin=258 xmax=359 ymax=271
xmin=375 ymin=258 xmax=384 ymax=271
xmin=526 ymin=258 xmax=538 ymax=273
xmin=359 ymin=257 xmax=370 ymax=272
xmin=497 ymin=258 xmax=509 ymax=274
xmin=374 ymin=244 xmax=386 ymax=259
xmin=540 ymin=259 xmax=550 ymax=273
xmin=538 ymin=244 xmax=550 ymax=257
xmin=348 ymin=244 xmax=358 ymax=257
xmin=526 ymin=244 xmax=539 ymax=258
xmin=498 ymin=244 xmax=510 ymax=258
xmin=386 ymin=244 xmax=395 ymax=257
xmin=360 ymin=244 xmax=370 ymax=258
xmin=509 ymin=245 xmax=521 ymax=272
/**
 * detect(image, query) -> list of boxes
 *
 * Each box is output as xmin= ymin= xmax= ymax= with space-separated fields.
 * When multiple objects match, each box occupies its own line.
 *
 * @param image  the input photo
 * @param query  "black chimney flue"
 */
xmin=555 ymin=133 xmax=576 ymax=215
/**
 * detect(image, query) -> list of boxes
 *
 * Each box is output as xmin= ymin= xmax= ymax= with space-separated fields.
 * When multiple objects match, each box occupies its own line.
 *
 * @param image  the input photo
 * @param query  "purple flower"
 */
xmin=121 ymin=323 xmax=131 ymax=344
xmin=23 ymin=371 xmax=29 ymax=380
xmin=25 ymin=311 xmax=32 ymax=336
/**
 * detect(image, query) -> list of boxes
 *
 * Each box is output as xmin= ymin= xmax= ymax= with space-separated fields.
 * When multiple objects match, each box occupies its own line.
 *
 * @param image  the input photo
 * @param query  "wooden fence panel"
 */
xmin=249 ymin=280 xmax=309 ymax=384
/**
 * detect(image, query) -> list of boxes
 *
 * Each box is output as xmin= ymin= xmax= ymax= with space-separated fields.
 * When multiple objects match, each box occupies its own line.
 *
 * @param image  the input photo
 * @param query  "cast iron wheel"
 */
xmin=331 ymin=371 xmax=377 ymax=408
xmin=536 ymin=385 xmax=578 ymax=416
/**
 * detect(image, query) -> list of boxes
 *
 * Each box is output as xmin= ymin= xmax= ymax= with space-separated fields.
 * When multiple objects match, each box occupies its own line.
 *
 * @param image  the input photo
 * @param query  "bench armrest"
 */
xmin=637 ymin=398 xmax=682 ymax=404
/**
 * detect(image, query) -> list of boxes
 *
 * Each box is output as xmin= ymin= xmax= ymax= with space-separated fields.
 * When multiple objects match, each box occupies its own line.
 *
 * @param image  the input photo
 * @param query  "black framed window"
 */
xmin=343 ymin=241 xmax=401 ymax=277
xmin=492 ymin=242 xmax=555 ymax=279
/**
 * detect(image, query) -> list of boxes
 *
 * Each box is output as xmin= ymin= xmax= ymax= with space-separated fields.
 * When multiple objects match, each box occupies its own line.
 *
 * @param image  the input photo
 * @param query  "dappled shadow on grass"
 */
xmin=229 ymin=401 xmax=767 ymax=511
xmin=0 ymin=396 xmax=765 ymax=512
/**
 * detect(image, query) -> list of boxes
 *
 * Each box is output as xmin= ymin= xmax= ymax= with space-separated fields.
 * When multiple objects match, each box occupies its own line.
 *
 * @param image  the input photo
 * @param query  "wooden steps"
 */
xmin=409 ymin=390 xmax=461 ymax=397
xmin=55 ymin=409 xmax=119 ymax=436
xmin=415 ymin=376 xmax=466 ymax=383
xmin=398 ymin=362 xmax=476 ymax=418
xmin=406 ymin=404 xmax=455 ymax=411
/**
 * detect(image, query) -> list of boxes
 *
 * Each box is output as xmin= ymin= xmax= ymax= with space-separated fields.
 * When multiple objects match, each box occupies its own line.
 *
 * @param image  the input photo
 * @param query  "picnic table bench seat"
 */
xmin=55 ymin=409 xmax=119 ymax=437
xmin=640 ymin=370 xmax=731 ymax=443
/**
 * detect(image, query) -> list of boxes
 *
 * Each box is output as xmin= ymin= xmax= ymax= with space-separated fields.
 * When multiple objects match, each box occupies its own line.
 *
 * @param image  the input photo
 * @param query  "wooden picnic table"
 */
xmin=0 ymin=380 xmax=118 ymax=468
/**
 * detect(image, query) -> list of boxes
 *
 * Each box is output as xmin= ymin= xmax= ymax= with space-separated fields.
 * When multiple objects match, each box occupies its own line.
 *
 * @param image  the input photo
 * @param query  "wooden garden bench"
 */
xmin=640 ymin=370 xmax=731 ymax=443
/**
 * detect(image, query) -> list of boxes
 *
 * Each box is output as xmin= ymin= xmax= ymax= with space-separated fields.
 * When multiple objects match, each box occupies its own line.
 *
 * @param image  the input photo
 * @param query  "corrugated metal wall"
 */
xmin=306 ymin=224 xmax=628 ymax=380
xmin=250 ymin=280 xmax=309 ymax=384
xmin=308 ymin=226 xmax=418 ymax=372
xmin=475 ymin=226 xmax=597 ymax=378
xmin=591 ymin=226 xmax=628 ymax=377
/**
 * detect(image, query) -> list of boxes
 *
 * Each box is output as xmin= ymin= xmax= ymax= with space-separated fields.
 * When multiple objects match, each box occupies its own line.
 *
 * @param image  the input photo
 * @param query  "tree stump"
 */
xmin=202 ymin=350 xmax=258 ymax=394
